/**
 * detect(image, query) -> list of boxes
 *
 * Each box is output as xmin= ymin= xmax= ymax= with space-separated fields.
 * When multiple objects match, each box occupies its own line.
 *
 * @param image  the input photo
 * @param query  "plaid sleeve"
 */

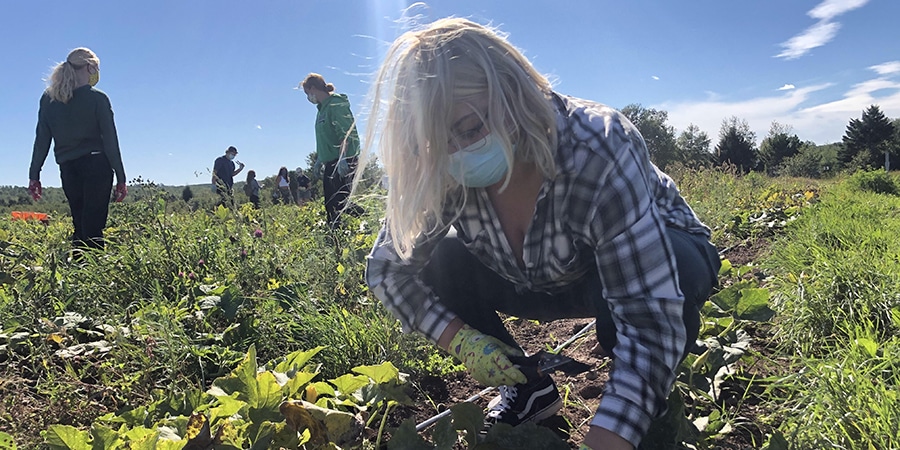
xmin=365 ymin=225 xmax=455 ymax=343
xmin=586 ymin=119 xmax=686 ymax=446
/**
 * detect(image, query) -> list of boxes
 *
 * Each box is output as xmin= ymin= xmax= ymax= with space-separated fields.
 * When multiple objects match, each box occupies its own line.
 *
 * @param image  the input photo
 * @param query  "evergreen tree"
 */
xmin=181 ymin=185 xmax=194 ymax=203
xmin=714 ymin=116 xmax=758 ymax=173
xmin=759 ymin=121 xmax=803 ymax=174
xmin=841 ymin=105 xmax=895 ymax=170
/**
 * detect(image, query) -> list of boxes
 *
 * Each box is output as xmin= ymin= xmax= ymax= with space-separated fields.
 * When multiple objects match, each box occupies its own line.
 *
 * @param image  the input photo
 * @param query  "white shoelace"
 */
xmin=487 ymin=385 xmax=518 ymax=419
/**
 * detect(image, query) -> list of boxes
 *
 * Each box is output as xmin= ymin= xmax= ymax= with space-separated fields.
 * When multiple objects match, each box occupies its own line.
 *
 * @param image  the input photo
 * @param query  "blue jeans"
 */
xmin=421 ymin=227 xmax=720 ymax=359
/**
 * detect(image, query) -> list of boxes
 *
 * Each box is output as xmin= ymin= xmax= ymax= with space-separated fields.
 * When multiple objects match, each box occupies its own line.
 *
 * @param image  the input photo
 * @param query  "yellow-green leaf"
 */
xmin=41 ymin=425 xmax=90 ymax=450
xmin=352 ymin=361 xmax=400 ymax=384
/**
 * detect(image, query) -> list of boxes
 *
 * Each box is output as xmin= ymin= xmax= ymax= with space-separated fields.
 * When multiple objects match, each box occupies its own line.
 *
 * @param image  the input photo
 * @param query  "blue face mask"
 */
xmin=447 ymin=132 xmax=509 ymax=187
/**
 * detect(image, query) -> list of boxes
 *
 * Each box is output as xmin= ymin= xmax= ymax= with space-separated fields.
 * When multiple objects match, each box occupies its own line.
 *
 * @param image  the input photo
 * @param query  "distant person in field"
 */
xmin=28 ymin=47 xmax=128 ymax=251
xmin=276 ymin=166 xmax=292 ymax=204
xmin=212 ymin=146 xmax=244 ymax=206
xmin=295 ymin=167 xmax=311 ymax=205
xmin=300 ymin=73 xmax=364 ymax=228
xmin=244 ymin=170 xmax=262 ymax=208
xmin=358 ymin=19 xmax=720 ymax=450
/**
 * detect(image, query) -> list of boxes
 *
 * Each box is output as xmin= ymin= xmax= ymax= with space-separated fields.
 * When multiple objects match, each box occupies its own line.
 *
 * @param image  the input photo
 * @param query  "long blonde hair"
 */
xmin=46 ymin=47 xmax=99 ymax=103
xmin=358 ymin=18 xmax=557 ymax=259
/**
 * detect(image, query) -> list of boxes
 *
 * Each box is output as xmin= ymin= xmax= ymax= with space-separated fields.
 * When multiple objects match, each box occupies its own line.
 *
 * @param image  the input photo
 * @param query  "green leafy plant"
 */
xmin=41 ymin=345 xmax=413 ymax=449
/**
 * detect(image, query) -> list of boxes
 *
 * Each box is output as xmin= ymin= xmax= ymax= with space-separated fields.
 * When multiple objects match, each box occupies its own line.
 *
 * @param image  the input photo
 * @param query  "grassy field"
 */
xmin=1 ymin=168 xmax=898 ymax=449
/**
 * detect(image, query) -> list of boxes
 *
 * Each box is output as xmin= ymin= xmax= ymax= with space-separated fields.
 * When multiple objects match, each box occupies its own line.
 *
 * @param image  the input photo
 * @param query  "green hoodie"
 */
xmin=314 ymin=93 xmax=360 ymax=163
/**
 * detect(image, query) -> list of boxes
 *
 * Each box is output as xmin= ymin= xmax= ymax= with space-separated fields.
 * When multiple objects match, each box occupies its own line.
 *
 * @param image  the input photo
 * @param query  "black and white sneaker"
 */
xmin=483 ymin=376 xmax=562 ymax=430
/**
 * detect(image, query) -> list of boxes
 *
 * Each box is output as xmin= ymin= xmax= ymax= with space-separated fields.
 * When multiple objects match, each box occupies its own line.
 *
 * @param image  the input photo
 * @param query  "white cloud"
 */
xmin=656 ymin=70 xmax=900 ymax=145
xmin=808 ymin=0 xmax=869 ymax=21
xmin=256 ymin=125 xmax=262 ymax=130
xmin=778 ymin=84 xmax=796 ymax=91
xmin=652 ymin=75 xmax=660 ymax=81
xmin=870 ymin=61 xmax=900 ymax=76
xmin=776 ymin=21 xmax=840 ymax=60
xmin=776 ymin=0 xmax=869 ymax=60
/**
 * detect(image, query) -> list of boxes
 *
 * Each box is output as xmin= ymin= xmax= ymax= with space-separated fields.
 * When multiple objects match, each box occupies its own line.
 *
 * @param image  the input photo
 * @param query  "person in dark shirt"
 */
xmin=29 ymin=47 xmax=128 ymax=251
xmin=243 ymin=170 xmax=262 ymax=209
xmin=212 ymin=146 xmax=244 ymax=206
xmin=295 ymin=167 xmax=311 ymax=205
xmin=288 ymin=168 xmax=300 ymax=205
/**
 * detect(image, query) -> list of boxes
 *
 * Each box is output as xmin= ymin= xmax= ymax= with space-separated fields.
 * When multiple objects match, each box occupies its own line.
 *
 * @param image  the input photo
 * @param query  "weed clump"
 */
xmin=846 ymin=170 xmax=898 ymax=195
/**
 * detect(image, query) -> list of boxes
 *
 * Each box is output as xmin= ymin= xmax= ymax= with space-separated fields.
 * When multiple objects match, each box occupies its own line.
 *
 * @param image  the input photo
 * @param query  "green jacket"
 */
xmin=314 ymin=93 xmax=359 ymax=163
xmin=30 ymin=85 xmax=126 ymax=183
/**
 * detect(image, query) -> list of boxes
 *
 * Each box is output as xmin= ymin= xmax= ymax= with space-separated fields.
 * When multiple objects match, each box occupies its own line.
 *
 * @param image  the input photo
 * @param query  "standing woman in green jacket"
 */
xmin=29 ymin=47 xmax=128 ymax=250
xmin=300 ymin=73 xmax=364 ymax=228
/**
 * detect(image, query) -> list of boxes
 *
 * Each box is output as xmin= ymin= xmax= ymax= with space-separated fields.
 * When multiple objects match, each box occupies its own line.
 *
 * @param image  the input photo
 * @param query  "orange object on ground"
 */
xmin=11 ymin=211 xmax=49 ymax=222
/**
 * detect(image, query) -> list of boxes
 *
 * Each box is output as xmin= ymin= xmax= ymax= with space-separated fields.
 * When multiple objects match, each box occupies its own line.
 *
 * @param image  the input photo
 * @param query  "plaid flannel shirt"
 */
xmin=366 ymin=92 xmax=711 ymax=446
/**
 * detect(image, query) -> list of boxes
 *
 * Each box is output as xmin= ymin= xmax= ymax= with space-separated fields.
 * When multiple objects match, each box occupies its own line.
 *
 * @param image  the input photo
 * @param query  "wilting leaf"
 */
xmin=213 ymin=420 xmax=243 ymax=449
xmin=310 ymin=401 xmax=364 ymax=447
xmin=122 ymin=427 xmax=159 ymax=450
xmin=183 ymin=413 xmax=212 ymax=450
xmin=279 ymin=400 xmax=328 ymax=446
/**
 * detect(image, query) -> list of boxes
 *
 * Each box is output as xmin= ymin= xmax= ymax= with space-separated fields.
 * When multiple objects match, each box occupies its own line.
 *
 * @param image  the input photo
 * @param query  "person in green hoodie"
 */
xmin=29 ymin=47 xmax=127 ymax=251
xmin=300 ymin=73 xmax=364 ymax=228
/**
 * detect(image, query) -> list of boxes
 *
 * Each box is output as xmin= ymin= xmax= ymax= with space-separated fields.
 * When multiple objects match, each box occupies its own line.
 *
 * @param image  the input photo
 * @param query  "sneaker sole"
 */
xmin=520 ymin=395 xmax=563 ymax=423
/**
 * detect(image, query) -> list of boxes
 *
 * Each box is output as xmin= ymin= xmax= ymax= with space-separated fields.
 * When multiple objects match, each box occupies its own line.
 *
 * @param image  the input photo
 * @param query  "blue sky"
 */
xmin=3 ymin=0 xmax=899 ymax=187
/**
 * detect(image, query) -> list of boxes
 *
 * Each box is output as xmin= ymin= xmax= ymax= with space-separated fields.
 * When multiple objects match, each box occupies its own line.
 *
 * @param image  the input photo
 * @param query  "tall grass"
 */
xmin=760 ymin=171 xmax=900 ymax=449
xmin=764 ymin=176 xmax=900 ymax=354
xmin=0 ymin=185 xmax=445 ymax=447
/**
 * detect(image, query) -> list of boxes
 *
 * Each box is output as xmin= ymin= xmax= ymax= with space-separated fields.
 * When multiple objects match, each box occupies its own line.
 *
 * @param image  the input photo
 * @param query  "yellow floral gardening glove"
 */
xmin=448 ymin=324 xmax=527 ymax=387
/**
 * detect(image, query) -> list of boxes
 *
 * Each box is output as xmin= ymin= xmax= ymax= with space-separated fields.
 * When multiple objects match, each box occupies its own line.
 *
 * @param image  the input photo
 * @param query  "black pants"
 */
xmin=421 ymin=227 xmax=721 ymax=360
xmin=323 ymin=156 xmax=364 ymax=227
xmin=217 ymin=186 xmax=235 ymax=208
xmin=59 ymin=153 xmax=114 ymax=249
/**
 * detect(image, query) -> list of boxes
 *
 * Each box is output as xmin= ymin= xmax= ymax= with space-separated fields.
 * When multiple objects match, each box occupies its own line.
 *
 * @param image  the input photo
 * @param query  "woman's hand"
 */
xmin=448 ymin=324 xmax=527 ymax=387
xmin=28 ymin=180 xmax=42 ymax=201
xmin=114 ymin=183 xmax=128 ymax=202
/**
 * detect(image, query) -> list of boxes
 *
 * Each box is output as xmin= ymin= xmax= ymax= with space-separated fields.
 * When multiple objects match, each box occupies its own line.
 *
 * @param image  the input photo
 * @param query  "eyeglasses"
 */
xmin=448 ymin=112 xmax=489 ymax=152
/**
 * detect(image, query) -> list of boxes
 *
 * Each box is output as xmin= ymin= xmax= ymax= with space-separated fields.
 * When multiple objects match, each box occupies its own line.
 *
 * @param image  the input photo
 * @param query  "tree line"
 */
xmin=4 ymin=104 xmax=896 ymax=214
xmin=621 ymin=103 xmax=899 ymax=177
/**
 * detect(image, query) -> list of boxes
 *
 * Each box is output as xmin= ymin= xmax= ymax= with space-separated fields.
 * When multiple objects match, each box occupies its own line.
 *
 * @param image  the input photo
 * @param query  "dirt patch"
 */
xmin=390 ymin=317 xmax=782 ymax=449
xmin=391 ymin=318 xmax=611 ymax=448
